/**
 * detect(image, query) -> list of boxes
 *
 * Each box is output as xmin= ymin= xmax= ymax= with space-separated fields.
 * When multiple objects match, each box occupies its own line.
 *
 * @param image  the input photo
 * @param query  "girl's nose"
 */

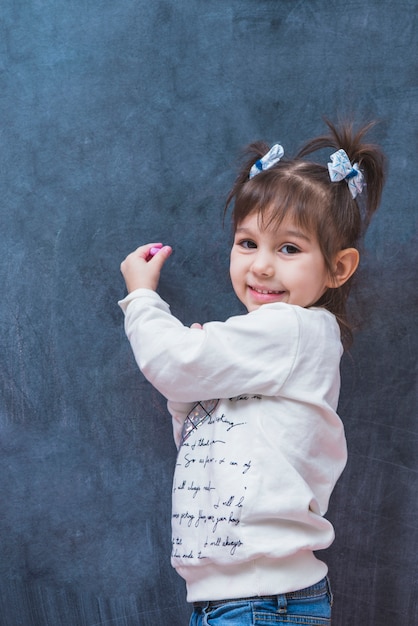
xmin=251 ymin=251 xmax=274 ymax=276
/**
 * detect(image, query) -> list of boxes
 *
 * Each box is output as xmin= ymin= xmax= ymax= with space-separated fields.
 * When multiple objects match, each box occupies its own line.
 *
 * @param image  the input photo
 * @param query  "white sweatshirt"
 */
xmin=119 ymin=289 xmax=347 ymax=602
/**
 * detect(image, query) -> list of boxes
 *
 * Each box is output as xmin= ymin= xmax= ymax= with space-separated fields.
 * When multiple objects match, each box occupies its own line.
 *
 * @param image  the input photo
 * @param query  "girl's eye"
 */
xmin=239 ymin=239 xmax=257 ymax=249
xmin=280 ymin=244 xmax=300 ymax=255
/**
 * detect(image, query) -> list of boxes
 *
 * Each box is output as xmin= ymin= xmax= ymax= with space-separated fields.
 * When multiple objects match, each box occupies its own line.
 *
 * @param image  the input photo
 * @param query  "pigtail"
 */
xmin=297 ymin=120 xmax=386 ymax=231
xmin=297 ymin=120 xmax=386 ymax=348
xmin=224 ymin=141 xmax=271 ymax=222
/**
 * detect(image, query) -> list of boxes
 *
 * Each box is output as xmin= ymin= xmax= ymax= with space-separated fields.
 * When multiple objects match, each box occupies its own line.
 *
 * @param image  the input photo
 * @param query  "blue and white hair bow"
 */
xmin=249 ymin=143 xmax=284 ymax=179
xmin=327 ymin=149 xmax=364 ymax=199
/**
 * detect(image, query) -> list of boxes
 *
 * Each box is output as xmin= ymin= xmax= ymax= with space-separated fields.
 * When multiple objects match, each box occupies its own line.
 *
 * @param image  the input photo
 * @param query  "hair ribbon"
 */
xmin=327 ymin=149 xmax=364 ymax=198
xmin=249 ymin=144 xmax=284 ymax=179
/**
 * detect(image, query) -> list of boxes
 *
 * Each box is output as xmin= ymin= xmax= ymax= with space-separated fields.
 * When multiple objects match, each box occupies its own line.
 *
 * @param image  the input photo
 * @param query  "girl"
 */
xmin=119 ymin=121 xmax=386 ymax=625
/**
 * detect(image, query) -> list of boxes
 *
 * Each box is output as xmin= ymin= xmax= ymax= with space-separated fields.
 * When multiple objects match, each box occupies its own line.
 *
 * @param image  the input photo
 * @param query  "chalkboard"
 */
xmin=0 ymin=1 xmax=417 ymax=624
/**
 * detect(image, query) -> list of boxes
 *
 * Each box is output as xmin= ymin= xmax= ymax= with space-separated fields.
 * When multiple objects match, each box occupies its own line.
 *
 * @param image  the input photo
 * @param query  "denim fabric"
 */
xmin=189 ymin=577 xmax=332 ymax=625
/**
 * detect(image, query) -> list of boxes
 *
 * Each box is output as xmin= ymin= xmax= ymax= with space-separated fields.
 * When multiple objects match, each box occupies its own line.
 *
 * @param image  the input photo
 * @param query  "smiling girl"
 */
xmin=119 ymin=120 xmax=386 ymax=625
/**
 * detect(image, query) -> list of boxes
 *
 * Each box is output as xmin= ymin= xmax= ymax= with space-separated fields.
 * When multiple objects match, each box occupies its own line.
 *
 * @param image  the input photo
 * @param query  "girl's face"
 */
xmin=230 ymin=212 xmax=332 ymax=312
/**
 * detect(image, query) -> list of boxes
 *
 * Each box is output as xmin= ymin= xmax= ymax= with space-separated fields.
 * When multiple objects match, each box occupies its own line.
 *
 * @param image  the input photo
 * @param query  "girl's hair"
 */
xmin=224 ymin=120 xmax=386 ymax=348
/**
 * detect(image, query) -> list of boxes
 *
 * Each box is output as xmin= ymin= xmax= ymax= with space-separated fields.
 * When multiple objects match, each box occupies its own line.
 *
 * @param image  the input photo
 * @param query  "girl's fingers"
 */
xmin=148 ymin=245 xmax=172 ymax=268
xmin=120 ymin=244 xmax=172 ymax=286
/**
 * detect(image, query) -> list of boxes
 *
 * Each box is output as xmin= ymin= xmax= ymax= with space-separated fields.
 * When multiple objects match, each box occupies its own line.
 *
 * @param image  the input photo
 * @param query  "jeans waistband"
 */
xmin=193 ymin=576 xmax=330 ymax=609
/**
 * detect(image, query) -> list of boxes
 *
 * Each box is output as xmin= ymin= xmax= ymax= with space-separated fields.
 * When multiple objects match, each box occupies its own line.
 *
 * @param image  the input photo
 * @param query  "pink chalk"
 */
xmin=149 ymin=246 xmax=162 ymax=256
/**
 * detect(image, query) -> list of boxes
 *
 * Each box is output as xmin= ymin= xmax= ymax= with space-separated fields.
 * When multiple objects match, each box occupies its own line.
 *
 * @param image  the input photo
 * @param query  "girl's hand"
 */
xmin=120 ymin=243 xmax=172 ymax=293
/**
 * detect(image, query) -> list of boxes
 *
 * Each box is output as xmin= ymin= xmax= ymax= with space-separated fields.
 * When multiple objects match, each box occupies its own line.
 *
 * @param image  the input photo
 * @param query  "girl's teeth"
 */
xmin=254 ymin=287 xmax=279 ymax=294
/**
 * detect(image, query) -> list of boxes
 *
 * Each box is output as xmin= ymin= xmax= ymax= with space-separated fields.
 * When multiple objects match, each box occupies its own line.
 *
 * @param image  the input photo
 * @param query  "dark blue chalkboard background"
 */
xmin=1 ymin=1 xmax=417 ymax=624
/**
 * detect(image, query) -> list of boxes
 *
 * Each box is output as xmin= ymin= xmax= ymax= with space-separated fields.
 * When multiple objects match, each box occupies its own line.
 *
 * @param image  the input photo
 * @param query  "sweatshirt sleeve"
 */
xmin=119 ymin=289 xmax=300 ymax=403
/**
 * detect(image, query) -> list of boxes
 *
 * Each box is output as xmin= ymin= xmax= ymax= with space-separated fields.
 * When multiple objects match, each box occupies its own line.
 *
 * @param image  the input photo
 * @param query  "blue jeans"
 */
xmin=189 ymin=577 xmax=333 ymax=625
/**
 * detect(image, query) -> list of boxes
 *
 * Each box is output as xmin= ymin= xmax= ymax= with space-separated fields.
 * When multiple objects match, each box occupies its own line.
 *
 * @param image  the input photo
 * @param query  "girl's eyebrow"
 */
xmin=235 ymin=225 xmax=312 ymax=242
xmin=283 ymin=228 xmax=312 ymax=242
xmin=235 ymin=226 xmax=254 ymax=235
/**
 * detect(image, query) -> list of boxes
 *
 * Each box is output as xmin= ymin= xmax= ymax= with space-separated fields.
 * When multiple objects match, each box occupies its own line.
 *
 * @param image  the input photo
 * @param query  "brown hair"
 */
xmin=224 ymin=120 xmax=386 ymax=348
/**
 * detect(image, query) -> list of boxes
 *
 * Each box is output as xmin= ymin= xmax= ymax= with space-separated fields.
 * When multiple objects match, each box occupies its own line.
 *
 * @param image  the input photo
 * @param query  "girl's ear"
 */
xmin=326 ymin=248 xmax=360 ymax=288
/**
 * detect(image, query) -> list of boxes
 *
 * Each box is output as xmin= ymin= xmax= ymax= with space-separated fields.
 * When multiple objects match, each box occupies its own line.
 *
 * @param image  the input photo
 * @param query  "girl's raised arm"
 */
xmin=120 ymin=290 xmax=340 ymax=404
